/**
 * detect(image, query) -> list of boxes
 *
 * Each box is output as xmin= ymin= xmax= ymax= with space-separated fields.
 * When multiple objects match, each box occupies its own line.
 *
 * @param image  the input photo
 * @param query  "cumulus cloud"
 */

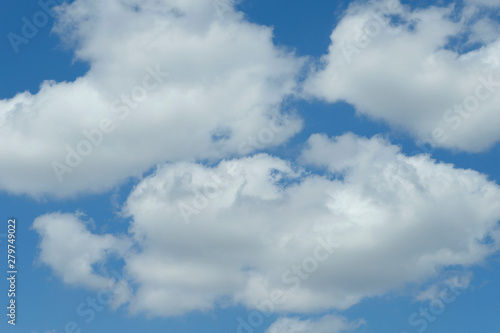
xmin=33 ymin=212 xmax=131 ymax=290
xmin=304 ymin=0 xmax=500 ymax=152
xmin=266 ymin=315 xmax=364 ymax=333
xmin=34 ymin=133 xmax=500 ymax=317
xmin=0 ymin=0 xmax=303 ymax=197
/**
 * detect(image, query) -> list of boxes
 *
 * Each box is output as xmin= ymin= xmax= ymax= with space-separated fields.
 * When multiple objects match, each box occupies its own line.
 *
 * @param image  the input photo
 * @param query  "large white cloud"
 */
xmin=304 ymin=0 xmax=500 ymax=152
xmin=34 ymin=133 xmax=500 ymax=317
xmin=0 ymin=0 xmax=303 ymax=197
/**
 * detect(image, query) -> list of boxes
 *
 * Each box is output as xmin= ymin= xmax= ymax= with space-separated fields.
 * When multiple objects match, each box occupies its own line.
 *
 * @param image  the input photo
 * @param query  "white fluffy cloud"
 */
xmin=5 ymin=0 xmax=500 ymax=201
xmin=266 ymin=315 xmax=364 ymax=333
xmin=304 ymin=0 xmax=500 ymax=152
xmin=34 ymin=133 xmax=500 ymax=317
xmin=0 ymin=0 xmax=303 ymax=197
xmin=32 ymin=212 xmax=131 ymax=290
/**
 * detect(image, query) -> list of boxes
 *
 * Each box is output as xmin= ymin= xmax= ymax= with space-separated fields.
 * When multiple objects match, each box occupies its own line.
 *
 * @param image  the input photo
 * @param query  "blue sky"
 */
xmin=2 ymin=0 xmax=500 ymax=332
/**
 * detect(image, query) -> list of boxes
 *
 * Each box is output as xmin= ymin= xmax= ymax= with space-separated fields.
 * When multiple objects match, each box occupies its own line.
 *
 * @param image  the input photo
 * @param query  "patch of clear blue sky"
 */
xmin=1 ymin=0 xmax=500 ymax=332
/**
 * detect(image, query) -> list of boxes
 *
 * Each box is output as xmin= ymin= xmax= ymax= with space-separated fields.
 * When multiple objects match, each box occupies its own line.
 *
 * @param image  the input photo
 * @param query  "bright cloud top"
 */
xmin=34 ymin=133 xmax=500 ymax=317
xmin=304 ymin=0 xmax=500 ymax=152
xmin=0 ymin=0 xmax=303 ymax=197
